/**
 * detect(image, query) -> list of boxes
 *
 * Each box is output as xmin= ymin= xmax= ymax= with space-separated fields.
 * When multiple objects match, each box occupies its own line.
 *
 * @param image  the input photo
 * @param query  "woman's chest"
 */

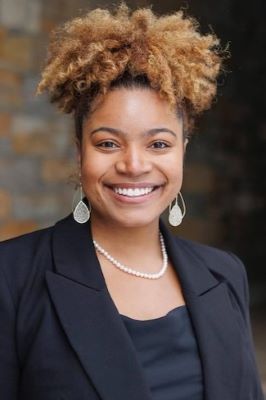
xmin=99 ymin=261 xmax=186 ymax=320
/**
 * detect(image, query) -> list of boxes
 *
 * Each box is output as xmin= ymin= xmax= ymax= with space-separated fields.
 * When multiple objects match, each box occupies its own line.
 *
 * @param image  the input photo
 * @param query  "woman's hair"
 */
xmin=37 ymin=2 xmax=224 ymax=142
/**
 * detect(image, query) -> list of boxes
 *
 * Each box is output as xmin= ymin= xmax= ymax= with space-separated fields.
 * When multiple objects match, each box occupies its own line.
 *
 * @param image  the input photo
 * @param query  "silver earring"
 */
xmin=73 ymin=185 xmax=90 ymax=224
xmin=168 ymin=192 xmax=186 ymax=227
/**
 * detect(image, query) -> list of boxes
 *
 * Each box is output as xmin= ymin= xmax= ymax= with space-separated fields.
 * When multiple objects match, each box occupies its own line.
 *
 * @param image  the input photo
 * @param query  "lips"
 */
xmin=113 ymin=187 xmax=154 ymax=197
xmin=105 ymin=183 xmax=163 ymax=199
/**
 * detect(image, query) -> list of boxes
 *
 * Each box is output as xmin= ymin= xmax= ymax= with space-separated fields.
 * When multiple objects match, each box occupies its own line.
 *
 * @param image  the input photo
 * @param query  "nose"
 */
xmin=115 ymin=146 xmax=152 ymax=177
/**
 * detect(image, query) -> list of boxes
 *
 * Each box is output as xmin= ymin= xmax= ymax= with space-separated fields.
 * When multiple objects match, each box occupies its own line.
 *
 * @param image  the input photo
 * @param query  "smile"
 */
xmin=113 ymin=187 xmax=154 ymax=197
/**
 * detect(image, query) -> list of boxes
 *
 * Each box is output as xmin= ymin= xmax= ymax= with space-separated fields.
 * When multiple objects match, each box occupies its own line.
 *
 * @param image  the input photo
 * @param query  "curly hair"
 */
xmin=37 ymin=2 xmax=224 ymax=140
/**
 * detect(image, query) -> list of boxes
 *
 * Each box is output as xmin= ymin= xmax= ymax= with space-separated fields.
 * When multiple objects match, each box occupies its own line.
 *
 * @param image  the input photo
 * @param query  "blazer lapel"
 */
xmin=46 ymin=215 xmax=152 ymax=400
xmin=161 ymin=223 xmax=247 ymax=400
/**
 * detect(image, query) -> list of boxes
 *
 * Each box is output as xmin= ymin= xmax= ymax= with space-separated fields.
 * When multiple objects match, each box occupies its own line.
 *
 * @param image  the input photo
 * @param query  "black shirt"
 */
xmin=120 ymin=305 xmax=204 ymax=400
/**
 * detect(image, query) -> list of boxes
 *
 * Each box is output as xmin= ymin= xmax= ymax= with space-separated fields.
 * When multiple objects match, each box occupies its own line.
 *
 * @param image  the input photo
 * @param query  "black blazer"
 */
xmin=0 ymin=214 xmax=263 ymax=400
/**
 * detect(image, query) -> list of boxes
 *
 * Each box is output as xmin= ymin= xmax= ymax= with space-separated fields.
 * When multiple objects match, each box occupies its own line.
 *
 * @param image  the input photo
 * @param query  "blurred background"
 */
xmin=0 ymin=0 xmax=265 ymax=392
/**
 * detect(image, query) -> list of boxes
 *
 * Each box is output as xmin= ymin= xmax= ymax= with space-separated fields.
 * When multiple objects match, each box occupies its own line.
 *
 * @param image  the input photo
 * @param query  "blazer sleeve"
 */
xmin=228 ymin=252 xmax=257 ymax=341
xmin=228 ymin=252 xmax=264 ymax=398
xmin=0 ymin=263 xmax=19 ymax=399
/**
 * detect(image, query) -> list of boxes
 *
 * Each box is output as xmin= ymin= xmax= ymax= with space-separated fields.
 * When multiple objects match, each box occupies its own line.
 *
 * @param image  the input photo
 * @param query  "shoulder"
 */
xmin=176 ymin=236 xmax=246 ymax=277
xmin=0 ymin=224 xmax=54 ymax=263
xmin=175 ymin=236 xmax=249 ymax=305
xmin=0 ymin=224 xmax=55 ymax=304
xmin=0 ymin=224 xmax=53 ymax=249
xmin=176 ymin=237 xmax=245 ymax=274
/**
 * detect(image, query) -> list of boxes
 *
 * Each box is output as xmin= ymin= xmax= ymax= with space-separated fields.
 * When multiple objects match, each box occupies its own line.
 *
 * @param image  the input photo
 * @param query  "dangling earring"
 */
xmin=72 ymin=184 xmax=90 ymax=224
xmin=168 ymin=192 xmax=186 ymax=227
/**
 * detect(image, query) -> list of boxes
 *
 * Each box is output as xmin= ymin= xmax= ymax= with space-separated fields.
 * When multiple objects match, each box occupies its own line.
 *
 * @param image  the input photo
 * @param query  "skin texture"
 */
xmin=78 ymin=87 xmax=187 ymax=319
xmin=79 ymin=87 xmax=187 ymax=232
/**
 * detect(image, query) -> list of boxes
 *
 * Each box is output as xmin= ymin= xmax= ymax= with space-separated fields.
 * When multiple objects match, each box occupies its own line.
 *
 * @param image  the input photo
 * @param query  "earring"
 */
xmin=73 ymin=184 xmax=90 ymax=224
xmin=168 ymin=192 xmax=186 ymax=227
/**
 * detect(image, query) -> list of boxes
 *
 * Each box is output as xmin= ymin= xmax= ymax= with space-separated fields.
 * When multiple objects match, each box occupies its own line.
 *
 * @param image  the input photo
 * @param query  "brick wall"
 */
xmin=0 ymin=0 xmax=86 ymax=240
xmin=0 ymin=0 xmax=215 ymax=242
xmin=0 ymin=0 xmax=265 ymax=270
xmin=0 ymin=0 xmax=153 ymax=241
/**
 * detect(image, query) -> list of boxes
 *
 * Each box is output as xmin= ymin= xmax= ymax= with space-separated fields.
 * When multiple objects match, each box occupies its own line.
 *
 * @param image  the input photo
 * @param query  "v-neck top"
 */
xmin=120 ymin=305 xmax=204 ymax=400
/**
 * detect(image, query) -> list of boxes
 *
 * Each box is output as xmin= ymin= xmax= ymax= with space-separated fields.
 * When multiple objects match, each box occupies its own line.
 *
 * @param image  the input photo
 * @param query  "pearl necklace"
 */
xmin=93 ymin=233 xmax=168 ymax=279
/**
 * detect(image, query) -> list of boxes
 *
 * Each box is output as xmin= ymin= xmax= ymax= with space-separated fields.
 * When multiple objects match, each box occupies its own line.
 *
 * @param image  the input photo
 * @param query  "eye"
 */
xmin=150 ymin=141 xmax=170 ymax=149
xmin=96 ymin=141 xmax=119 ymax=149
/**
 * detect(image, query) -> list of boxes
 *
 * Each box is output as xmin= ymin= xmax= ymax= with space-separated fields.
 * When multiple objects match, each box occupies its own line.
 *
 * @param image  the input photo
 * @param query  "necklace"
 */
xmin=93 ymin=233 xmax=168 ymax=279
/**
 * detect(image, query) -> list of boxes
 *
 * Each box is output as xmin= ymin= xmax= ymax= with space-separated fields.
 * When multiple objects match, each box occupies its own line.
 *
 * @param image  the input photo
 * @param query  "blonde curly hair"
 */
xmin=37 ymin=2 xmax=224 ymax=140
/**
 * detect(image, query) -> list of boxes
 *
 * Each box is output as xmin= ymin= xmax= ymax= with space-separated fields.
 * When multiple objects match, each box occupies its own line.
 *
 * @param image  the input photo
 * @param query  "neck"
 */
xmin=90 ymin=214 xmax=162 ymax=269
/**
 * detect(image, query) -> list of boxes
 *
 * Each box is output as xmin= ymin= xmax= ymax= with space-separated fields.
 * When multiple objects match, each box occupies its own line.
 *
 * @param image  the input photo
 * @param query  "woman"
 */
xmin=0 ymin=3 xmax=263 ymax=400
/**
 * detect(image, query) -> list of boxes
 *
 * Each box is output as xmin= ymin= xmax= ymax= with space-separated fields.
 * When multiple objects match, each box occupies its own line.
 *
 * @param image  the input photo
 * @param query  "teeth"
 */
xmin=114 ymin=187 xmax=154 ymax=197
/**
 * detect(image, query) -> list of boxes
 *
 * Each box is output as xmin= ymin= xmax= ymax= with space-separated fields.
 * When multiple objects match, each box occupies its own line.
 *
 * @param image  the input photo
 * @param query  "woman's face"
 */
xmin=79 ymin=87 xmax=187 ymax=229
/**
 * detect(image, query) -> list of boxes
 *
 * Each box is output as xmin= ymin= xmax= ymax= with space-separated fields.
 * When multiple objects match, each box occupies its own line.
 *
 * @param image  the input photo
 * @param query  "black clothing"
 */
xmin=121 ymin=305 xmax=204 ymax=399
xmin=0 ymin=214 xmax=263 ymax=399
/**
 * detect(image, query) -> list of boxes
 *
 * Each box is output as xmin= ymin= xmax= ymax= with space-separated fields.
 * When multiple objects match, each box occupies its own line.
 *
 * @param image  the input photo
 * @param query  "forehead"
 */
xmin=84 ymin=87 xmax=182 ymax=131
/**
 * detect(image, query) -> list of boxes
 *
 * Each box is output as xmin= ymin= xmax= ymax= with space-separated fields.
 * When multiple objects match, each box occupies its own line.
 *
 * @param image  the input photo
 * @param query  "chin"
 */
xmin=107 ymin=212 xmax=160 ymax=229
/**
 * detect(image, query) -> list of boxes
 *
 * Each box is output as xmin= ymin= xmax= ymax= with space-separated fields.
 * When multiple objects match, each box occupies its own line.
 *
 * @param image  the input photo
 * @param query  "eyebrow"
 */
xmin=89 ymin=126 xmax=177 ymax=138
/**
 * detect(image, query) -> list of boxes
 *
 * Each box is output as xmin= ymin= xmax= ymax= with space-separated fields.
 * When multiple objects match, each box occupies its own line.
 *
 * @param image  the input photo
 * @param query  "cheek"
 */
xmin=164 ymin=151 xmax=184 ymax=178
xmin=79 ymin=149 xmax=97 ymax=184
xmin=80 ymin=145 xmax=99 ymax=179
xmin=80 ymin=162 xmax=102 ymax=204
xmin=80 ymin=152 xmax=112 ymax=190
xmin=163 ymin=157 xmax=184 ymax=197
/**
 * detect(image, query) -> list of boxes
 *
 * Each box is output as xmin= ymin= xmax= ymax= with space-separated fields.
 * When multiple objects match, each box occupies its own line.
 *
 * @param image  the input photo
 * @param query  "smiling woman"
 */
xmin=0 ymin=3 xmax=264 ymax=400
xmin=79 ymin=88 xmax=185 ymax=229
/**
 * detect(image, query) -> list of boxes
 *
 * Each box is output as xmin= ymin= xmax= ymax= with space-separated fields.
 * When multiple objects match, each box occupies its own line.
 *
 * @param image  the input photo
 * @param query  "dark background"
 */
xmin=147 ymin=0 xmax=266 ymax=304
